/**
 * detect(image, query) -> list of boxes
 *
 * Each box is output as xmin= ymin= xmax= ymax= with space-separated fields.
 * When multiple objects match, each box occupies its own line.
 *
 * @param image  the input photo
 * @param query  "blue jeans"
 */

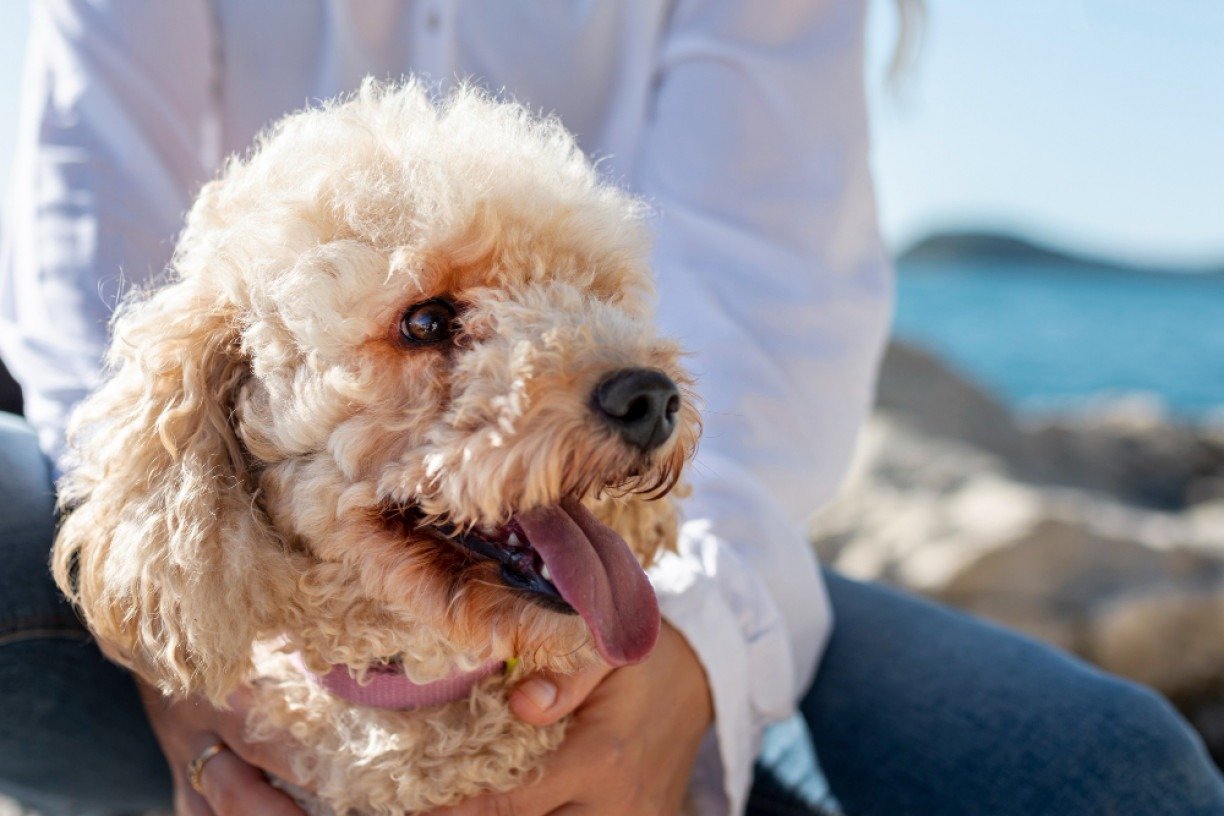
xmin=2 ymin=414 xmax=1221 ymax=815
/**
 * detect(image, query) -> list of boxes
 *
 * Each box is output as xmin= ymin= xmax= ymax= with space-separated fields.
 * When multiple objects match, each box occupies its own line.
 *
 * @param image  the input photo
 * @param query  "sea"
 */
xmin=892 ymin=258 xmax=1224 ymax=419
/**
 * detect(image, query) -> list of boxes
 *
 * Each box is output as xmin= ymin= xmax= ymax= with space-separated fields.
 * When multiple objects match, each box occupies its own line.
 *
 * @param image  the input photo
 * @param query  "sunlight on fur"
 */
xmin=52 ymin=79 xmax=700 ymax=814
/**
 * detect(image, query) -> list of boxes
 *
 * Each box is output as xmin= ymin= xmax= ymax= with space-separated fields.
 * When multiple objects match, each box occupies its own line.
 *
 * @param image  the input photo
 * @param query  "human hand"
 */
xmin=432 ymin=622 xmax=714 ymax=816
xmin=136 ymin=679 xmax=307 ymax=816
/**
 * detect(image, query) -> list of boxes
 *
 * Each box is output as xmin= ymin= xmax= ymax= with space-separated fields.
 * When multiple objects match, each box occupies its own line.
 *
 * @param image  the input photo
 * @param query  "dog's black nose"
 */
xmin=593 ymin=368 xmax=681 ymax=452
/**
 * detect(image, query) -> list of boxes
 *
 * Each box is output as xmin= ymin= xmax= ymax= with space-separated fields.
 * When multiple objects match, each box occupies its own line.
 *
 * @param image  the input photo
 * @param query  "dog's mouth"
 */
xmin=382 ymin=497 xmax=660 ymax=666
xmin=436 ymin=517 xmax=575 ymax=614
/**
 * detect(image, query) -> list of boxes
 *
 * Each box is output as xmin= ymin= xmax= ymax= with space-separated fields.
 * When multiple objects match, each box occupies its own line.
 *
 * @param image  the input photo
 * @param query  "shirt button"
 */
xmin=426 ymin=10 xmax=440 ymax=31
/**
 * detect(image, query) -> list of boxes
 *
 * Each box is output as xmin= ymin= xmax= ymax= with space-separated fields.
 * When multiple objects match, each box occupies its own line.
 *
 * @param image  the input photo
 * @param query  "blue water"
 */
xmin=893 ymin=259 xmax=1224 ymax=416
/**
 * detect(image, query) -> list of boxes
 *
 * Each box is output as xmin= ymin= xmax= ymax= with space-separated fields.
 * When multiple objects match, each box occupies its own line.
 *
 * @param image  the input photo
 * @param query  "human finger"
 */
xmin=509 ymin=661 xmax=613 ymax=726
xmin=196 ymin=745 xmax=307 ymax=816
xmin=174 ymin=778 xmax=215 ymax=816
xmin=437 ymin=704 xmax=651 ymax=816
xmin=210 ymin=690 xmax=307 ymax=786
xmin=428 ymin=778 xmax=570 ymax=816
xmin=426 ymin=730 xmax=601 ymax=816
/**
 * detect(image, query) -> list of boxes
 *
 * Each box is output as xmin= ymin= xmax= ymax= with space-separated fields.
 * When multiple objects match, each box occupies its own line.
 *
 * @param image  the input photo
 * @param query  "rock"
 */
xmin=1030 ymin=409 xmax=1224 ymax=509
xmin=1087 ymin=589 xmax=1224 ymax=699
xmin=875 ymin=343 xmax=1034 ymax=467
xmin=813 ymin=341 xmax=1224 ymax=762
xmin=876 ymin=343 xmax=1224 ymax=510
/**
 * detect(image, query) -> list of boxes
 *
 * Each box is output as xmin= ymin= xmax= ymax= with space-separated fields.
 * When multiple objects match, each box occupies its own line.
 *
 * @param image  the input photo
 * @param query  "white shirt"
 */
xmin=0 ymin=2 xmax=891 ymax=813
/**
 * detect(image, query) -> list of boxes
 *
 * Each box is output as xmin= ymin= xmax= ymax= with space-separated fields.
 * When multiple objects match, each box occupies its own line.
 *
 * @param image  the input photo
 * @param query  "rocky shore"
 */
xmin=812 ymin=342 xmax=1224 ymax=764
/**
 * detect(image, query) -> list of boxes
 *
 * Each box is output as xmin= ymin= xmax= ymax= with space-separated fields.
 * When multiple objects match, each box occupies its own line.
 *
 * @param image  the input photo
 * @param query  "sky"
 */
xmin=1 ymin=0 xmax=1222 ymax=267
xmin=865 ymin=0 xmax=1224 ymax=267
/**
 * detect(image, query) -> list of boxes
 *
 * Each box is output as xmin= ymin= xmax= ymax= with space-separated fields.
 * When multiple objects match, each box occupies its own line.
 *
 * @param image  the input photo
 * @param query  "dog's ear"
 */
xmin=53 ymin=275 xmax=293 ymax=703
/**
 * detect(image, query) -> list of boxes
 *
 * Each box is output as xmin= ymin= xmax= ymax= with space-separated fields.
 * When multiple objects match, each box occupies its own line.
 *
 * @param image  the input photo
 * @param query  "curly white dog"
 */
xmin=53 ymin=79 xmax=700 ymax=815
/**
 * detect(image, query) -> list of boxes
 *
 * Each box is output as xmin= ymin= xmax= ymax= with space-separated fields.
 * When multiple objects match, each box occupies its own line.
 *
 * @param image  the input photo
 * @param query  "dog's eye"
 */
xmin=400 ymin=299 xmax=457 ymax=346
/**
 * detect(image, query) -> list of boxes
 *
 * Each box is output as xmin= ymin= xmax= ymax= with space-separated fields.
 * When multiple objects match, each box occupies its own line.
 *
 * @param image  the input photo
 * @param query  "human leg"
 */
xmin=798 ymin=569 xmax=1224 ymax=816
xmin=0 ymin=413 xmax=170 ymax=815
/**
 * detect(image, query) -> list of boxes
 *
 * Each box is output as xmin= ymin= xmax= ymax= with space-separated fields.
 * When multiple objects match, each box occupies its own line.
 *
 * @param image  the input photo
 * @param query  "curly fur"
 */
xmin=52 ymin=79 xmax=699 ymax=814
xmin=248 ymin=650 xmax=566 ymax=814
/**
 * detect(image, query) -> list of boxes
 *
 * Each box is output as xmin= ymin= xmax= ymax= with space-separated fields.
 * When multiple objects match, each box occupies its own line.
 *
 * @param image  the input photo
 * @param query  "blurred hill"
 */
xmin=900 ymin=230 xmax=1224 ymax=276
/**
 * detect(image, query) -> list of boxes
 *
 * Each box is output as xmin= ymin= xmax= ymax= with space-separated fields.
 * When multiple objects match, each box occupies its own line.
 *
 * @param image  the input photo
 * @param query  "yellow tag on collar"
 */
xmin=504 ymin=657 xmax=521 ymax=674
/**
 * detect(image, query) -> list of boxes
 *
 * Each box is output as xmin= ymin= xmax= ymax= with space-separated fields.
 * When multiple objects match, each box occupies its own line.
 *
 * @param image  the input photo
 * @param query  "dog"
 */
xmin=52 ymin=79 xmax=700 ymax=814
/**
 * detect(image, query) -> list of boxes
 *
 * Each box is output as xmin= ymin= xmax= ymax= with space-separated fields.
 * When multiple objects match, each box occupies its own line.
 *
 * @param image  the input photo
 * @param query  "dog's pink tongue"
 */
xmin=514 ymin=497 xmax=660 ymax=666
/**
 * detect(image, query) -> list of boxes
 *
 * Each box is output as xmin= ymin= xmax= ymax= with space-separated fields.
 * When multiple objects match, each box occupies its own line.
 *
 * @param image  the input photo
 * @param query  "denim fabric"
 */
xmin=1 ymin=413 xmax=1221 ymax=816
xmin=747 ymin=572 xmax=1224 ymax=816
xmin=0 ymin=414 xmax=171 ymax=815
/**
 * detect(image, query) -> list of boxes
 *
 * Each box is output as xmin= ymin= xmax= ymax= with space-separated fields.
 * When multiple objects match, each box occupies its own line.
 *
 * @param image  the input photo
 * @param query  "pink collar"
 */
xmin=307 ymin=659 xmax=505 ymax=710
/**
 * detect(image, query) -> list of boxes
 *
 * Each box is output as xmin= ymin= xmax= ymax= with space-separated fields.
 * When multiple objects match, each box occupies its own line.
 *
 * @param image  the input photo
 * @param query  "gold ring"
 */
xmin=187 ymin=741 xmax=228 ymax=794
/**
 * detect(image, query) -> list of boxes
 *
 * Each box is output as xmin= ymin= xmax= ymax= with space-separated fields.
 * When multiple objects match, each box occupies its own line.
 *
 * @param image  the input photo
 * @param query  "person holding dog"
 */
xmin=1 ymin=2 xmax=1221 ymax=815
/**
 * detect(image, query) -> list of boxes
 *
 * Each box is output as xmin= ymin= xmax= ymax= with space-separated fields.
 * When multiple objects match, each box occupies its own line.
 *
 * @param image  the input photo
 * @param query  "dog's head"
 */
xmin=53 ymin=81 xmax=699 ymax=701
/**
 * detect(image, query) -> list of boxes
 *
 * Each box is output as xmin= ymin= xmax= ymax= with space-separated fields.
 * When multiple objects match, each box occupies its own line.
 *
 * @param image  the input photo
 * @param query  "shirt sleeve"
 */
xmin=0 ymin=0 xmax=218 ymax=464
xmin=634 ymin=2 xmax=892 ymax=812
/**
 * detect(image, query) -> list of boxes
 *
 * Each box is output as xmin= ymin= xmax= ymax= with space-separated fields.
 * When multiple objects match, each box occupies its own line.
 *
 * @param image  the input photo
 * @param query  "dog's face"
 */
xmin=239 ymin=186 xmax=699 ymax=675
xmin=54 ymin=82 xmax=699 ymax=698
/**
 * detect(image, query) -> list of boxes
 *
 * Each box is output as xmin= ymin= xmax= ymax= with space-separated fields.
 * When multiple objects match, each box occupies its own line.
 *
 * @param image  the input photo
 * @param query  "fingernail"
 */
xmin=518 ymin=678 xmax=557 ymax=711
